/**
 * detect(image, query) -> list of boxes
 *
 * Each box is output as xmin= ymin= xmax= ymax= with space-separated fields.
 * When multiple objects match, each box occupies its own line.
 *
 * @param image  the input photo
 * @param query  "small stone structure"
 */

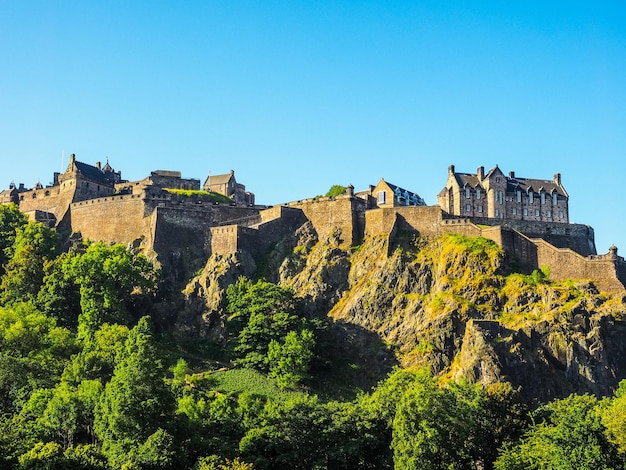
xmin=203 ymin=170 xmax=255 ymax=206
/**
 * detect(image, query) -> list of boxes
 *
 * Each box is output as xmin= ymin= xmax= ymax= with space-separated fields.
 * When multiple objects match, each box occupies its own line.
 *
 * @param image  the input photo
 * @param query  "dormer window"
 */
xmin=552 ymin=193 xmax=558 ymax=205
xmin=528 ymin=191 xmax=534 ymax=204
xmin=465 ymin=188 xmax=470 ymax=199
xmin=377 ymin=191 xmax=386 ymax=204
xmin=540 ymin=192 xmax=545 ymax=205
xmin=475 ymin=189 xmax=480 ymax=199
xmin=516 ymin=190 xmax=521 ymax=203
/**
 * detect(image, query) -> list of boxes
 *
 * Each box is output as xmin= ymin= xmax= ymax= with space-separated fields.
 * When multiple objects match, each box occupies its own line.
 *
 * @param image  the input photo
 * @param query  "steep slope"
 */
xmin=181 ymin=229 xmax=626 ymax=401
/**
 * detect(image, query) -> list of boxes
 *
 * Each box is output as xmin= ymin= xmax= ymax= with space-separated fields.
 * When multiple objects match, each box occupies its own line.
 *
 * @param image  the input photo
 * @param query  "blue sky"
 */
xmin=1 ymin=1 xmax=625 ymax=254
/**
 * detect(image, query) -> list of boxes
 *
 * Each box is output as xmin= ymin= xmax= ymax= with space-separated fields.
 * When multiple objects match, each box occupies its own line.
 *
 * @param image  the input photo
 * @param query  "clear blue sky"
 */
xmin=1 ymin=1 xmax=624 ymax=253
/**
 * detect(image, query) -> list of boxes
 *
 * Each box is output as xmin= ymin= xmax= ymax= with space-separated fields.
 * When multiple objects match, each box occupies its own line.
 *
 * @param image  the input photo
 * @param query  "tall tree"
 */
xmin=0 ymin=222 xmax=59 ymax=305
xmin=0 ymin=203 xmax=28 ymax=275
xmin=94 ymin=317 xmax=175 ymax=465
xmin=70 ymin=243 xmax=158 ymax=338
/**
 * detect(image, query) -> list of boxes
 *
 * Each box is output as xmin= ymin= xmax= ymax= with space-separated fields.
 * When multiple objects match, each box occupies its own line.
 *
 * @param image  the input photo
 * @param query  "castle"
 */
xmin=2 ymin=158 xmax=625 ymax=292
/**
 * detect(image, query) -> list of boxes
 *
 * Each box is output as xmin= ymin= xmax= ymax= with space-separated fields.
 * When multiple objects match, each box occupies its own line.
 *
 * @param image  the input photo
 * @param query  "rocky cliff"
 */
xmin=180 ymin=227 xmax=626 ymax=402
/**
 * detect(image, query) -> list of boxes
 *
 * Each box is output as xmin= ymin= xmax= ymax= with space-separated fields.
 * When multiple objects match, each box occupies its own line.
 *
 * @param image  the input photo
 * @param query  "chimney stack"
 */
xmin=509 ymin=171 xmax=515 ymax=178
xmin=96 ymin=161 xmax=101 ymax=170
xmin=448 ymin=164 xmax=455 ymax=175
xmin=554 ymin=173 xmax=562 ymax=185
xmin=477 ymin=166 xmax=484 ymax=180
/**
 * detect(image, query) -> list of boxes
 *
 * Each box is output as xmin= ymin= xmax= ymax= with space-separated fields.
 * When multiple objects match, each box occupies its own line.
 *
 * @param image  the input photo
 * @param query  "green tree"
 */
xmin=94 ymin=317 xmax=175 ymax=465
xmin=0 ymin=302 xmax=76 ymax=413
xmin=325 ymin=185 xmax=347 ymax=198
xmin=0 ymin=203 xmax=28 ymax=274
xmin=267 ymin=329 xmax=315 ymax=389
xmin=495 ymin=393 xmax=623 ymax=470
xmin=37 ymin=252 xmax=82 ymax=330
xmin=70 ymin=243 xmax=158 ymax=338
xmin=226 ymin=278 xmax=303 ymax=370
xmin=1 ymin=222 xmax=59 ymax=305
xmin=602 ymin=379 xmax=626 ymax=454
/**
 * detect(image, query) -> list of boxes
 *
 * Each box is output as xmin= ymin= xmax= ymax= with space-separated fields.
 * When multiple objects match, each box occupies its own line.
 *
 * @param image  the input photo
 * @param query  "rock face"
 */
xmin=180 ymin=228 xmax=626 ymax=401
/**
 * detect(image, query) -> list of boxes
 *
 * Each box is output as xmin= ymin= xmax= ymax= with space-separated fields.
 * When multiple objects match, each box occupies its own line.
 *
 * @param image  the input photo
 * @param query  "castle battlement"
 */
xmin=2 ymin=157 xmax=624 ymax=291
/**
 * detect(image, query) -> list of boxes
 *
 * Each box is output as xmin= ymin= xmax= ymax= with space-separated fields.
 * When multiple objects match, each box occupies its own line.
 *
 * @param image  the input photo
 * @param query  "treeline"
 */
xmin=0 ymin=204 xmax=625 ymax=469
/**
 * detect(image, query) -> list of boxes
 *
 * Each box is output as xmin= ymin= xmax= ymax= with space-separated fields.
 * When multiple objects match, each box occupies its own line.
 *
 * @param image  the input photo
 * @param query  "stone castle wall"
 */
xmin=70 ymin=194 xmax=149 ymax=244
xmin=468 ymin=216 xmax=596 ymax=256
xmin=287 ymin=196 xmax=366 ymax=247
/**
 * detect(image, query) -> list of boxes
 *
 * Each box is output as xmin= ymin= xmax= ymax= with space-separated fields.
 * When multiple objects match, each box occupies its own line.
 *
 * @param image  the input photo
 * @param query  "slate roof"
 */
xmin=385 ymin=181 xmax=426 ymax=206
xmin=454 ymin=173 xmax=482 ymax=188
xmin=452 ymin=168 xmax=567 ymax=197
xmin=206 ymin=173 xmax=234 ymax=185
xmin=507 ymin=177 xmax=567 ymax=196
xmin=74 ymin=161 xmax=111 ymax=184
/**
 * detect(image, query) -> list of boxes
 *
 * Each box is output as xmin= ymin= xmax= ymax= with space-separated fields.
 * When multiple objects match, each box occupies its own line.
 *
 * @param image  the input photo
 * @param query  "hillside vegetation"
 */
xmin=0 ymin=203 xmax=625 ymax=469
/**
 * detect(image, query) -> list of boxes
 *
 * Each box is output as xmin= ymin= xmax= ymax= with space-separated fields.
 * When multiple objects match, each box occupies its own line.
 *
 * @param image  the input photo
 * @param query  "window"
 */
xmin=476 ymin=189 xmax=480 ymax=199
xmin=552 ymin=193 xmax=558 ymax=205
xmin=516 ymin=190 xmax=522 ymax=203
xmin=559 ymin=211 xmax=564 ymax=219
xmin=377 ymin=191 xmax=386 ymax=204
xmin=535 ymin=209 xmax=540 ymax=216
xmin=512 ymin=208 xmax=517 ymax=215
xmin=496 ymin=191 xmax=504 ymax=204
xmin=529 ymin=192 xmax=534 ymax=204
xmin=546 ymin=210 xmax=551 ymax=217
xmin=465 ymin=188 xmax=471 ymax=199
xmin=478 ymin=205 xmax=483 ymax=213
xmin=540 ymin=192 xmax=545 ymax=204
xmin=465 ymin=204 xmax=471 ymax=212
xmin=495 ymin=208 xmax=500 ymax=217
xmin=523 ymin=208 xmax=528 ymax=216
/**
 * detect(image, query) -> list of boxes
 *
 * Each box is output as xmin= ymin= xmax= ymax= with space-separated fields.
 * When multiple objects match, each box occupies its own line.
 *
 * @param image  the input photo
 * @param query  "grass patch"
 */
xmin=164 ymin=188 xmax=232 ymax=204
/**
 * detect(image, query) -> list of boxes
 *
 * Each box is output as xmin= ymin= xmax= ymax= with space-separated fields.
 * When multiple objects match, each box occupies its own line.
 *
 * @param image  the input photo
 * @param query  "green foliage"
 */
xmin=69 ymin=242 xmax=158 ymax=338
xmin=267 ymin=329 xmax=315 ymax=390
xmin=602 ymin=379 xmax=626 ymax=453
xmin=37 ymin=252 xmax=82 ymax=329
xmin=95 ymin=317 xmax=175 ymax=460
xmin=0 ymin=203 xmax=28 ymax=274
xmin=164 ymin=188 xmax=232 ymax=204
xmin=325 ymin=184 xmax=347 ymax=198
xmin=0 ymin=302 xmax=77 ymax=413
xmin=495 ymin=393 xmax=623 ymax=469
xmin=0 ymin=222 xmax=60 ymax=305
xmin=226 ymin=278 xmax=304 ymax=371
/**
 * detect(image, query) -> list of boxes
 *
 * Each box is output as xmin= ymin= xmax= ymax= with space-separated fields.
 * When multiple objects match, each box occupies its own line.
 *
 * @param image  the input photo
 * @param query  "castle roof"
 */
xmin=206 ymin=171 xmax=235 ymax=186
xmin=451 ymin=167 xmax=567 ymax=197
xmin=507 ymin=177 xmax=566 ymax=196
xmin=384 ymin=180 xmax=426 ymax=206
xmin=454 ymin=173 xmax=482 ymax=188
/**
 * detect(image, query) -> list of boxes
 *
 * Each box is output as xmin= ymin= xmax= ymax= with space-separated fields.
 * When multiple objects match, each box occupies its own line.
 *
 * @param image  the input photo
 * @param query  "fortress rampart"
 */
xmin=4 ymin=157 xmax=623 ymax=292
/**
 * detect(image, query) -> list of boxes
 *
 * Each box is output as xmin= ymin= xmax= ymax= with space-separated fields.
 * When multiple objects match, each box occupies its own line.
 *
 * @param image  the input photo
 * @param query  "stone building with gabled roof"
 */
xmin=372 ymin=178 xmax=426 ymax=208
xmin=438 ymin=165 xmax=569 ymax=223
xmin=203 ymin=170 xmax=255 ymax=206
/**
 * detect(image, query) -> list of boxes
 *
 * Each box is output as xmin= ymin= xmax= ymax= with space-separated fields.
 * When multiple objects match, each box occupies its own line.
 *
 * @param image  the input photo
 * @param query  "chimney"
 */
xmin=509 ymin=171 xmax=515 ymax=178
xmin=448 ymin=164 xmax=455 ymax=175
xmin=554 ymin=173 xmax=561 ymax=185
xmin=346 ymin=184 xmax=354 ymax=196
xmin=96 ymin=161 xmax=101 ymax=170
xmin=18 ymin=183 xmax=24 ymax=191
xmin=477 ymin=166 xmax=484 ymax=180
xmin=53 ymin=172 xmax=60 ymax=186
